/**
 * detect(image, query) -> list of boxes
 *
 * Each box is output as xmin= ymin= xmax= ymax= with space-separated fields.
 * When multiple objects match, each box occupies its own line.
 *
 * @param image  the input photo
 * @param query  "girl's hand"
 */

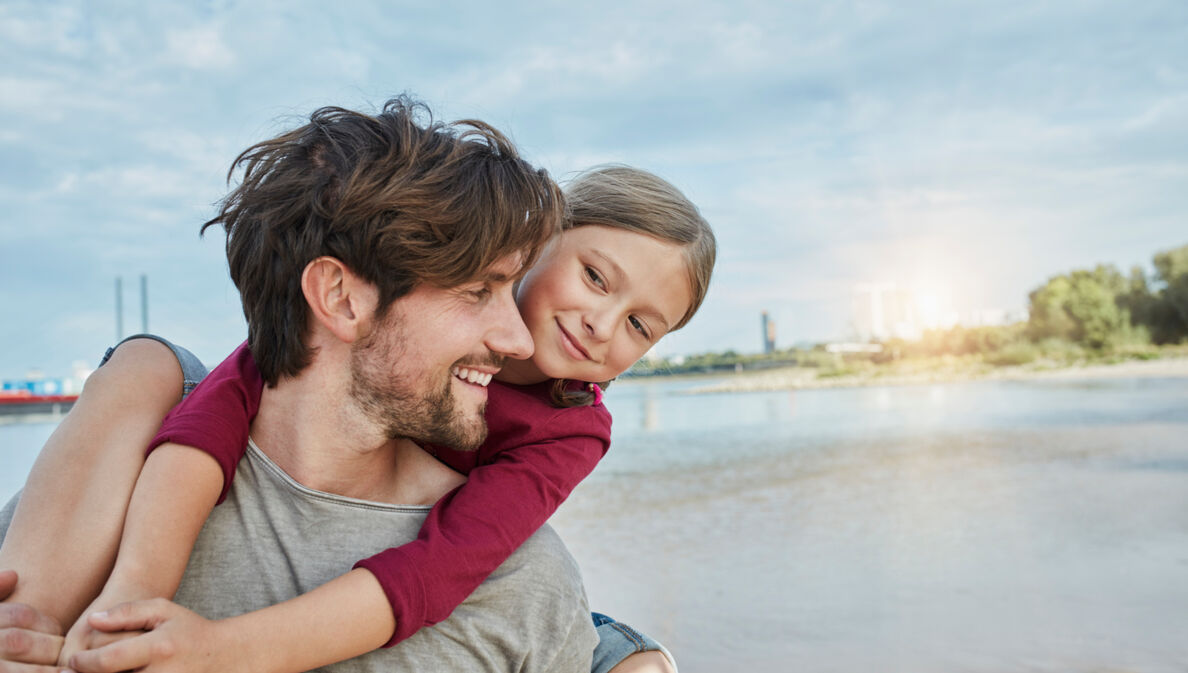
xmin=67 ymin=599 xmax=235 ymax=673
xmin=59 ymin=613 xmax=143 ymax=669
xmin=58 ymin=583 xmax=156 ymax=668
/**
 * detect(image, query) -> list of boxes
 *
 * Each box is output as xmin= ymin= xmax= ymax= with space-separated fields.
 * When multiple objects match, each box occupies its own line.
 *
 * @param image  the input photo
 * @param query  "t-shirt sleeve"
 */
xmin=354 ymin=405 xmax=611 ymax=647
xmin=147 ymin=340 xmax=265 ymax=504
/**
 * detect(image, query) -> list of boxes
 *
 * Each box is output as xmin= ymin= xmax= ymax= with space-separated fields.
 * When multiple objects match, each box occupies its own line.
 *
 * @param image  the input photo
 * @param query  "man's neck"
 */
xmin=249 ymin=358 xmax=401 ymax=501
xmin=248 ymin=357 xmax=467 ymax=505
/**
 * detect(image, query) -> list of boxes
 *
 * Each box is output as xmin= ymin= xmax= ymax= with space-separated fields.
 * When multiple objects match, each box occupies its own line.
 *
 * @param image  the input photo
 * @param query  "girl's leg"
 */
xmin=591 ymin=612 xmax=677 ymax=673
xmin=0 ymin=337 xmax=187 ymax=627
xmin=609 ymin=651 xmax=676 ymax=673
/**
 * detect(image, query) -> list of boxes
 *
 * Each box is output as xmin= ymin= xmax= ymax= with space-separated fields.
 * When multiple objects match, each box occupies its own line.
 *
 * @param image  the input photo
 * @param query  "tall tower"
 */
xmin=761 ymin=311 xmax=776 ymax=354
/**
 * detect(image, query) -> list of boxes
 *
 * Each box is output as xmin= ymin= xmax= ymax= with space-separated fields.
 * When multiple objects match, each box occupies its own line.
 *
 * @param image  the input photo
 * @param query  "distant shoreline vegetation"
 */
xmin=627 ymin=242 xmax=1188 ymax=381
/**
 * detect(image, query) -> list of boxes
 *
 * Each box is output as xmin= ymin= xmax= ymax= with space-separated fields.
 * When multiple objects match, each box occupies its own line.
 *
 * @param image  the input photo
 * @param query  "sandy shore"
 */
xmin=676 ymin=356 xmax=1188 ymax=395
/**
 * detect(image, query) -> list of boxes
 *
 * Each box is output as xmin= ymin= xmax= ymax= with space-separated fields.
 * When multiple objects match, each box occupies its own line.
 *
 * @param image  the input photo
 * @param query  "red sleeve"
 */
xmin=354 ymin=402 xmax=610 ymax=646
xmin=147 ymin=341 xmax=265 ymax=504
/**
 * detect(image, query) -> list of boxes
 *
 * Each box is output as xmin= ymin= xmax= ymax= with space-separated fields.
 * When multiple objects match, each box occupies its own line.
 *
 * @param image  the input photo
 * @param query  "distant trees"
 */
xmin=1149 ymin=245 xmax=1188 ymax=342
xmin=1027 ymin=243 xmax=1188 ymax=348
xmin=1027 ymin=265 xmax=1130 ymax=348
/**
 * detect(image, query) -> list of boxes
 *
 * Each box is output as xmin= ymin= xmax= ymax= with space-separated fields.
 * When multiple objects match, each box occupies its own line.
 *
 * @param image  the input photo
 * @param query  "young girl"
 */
xmin=2 ymin=164 xmax=715 ymax=673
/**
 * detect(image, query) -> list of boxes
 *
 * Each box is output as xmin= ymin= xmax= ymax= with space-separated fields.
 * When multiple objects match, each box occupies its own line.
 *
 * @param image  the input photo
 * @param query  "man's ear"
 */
xmin=301 ymin=256 xmax=378 ymax=344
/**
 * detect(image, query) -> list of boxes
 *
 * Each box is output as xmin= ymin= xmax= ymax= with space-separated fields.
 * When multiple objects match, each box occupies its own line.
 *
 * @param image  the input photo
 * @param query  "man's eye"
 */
xmin=585 ymin=266 xmax=605 ymax=288
xmin=470 ymin=288 xmax=491 ymax=302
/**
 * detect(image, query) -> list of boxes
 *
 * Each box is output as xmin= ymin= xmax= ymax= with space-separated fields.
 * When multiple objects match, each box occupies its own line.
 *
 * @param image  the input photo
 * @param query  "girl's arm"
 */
xmin=71 ymin=401 xmax=610 ymax=673
xmin=59 ymin=444 xmax=224 ymax=663
xmin=0 ymin=338 xmax=185 ymax=628
xmin=70 ymin=570 xmax=393 ymax=673
xmin=59 ymin=342 xmax=264 ymax=661
xmin=136 ymin=345 xmax=610 ymax=649
xmin=358 ymin=411 xmax=610 ymax=644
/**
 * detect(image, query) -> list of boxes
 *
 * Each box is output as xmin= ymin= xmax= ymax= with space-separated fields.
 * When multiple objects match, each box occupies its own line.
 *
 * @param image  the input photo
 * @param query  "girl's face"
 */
xmin=499 ymin=224 xmax=693 ymax=385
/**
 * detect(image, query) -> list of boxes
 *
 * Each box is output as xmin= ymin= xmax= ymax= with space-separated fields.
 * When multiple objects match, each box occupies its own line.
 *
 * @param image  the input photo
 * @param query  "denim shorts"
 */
xmin=100 ymin=334 xmax=209 ymax=400
xmin=592 ymin=612 xmax=677 ymax=673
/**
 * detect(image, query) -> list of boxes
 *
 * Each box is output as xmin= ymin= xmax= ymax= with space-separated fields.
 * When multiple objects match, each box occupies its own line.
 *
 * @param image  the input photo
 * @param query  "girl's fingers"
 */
xmin=68 ymin=635 xmax=151 ymax=673
xmin=82 ymin=628 xmax=144 ymax=651
xmin=86 ymin=599 xmax=172 ymax=633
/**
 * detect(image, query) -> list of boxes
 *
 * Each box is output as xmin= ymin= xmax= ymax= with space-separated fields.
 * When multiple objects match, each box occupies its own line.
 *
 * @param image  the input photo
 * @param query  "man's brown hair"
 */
xmin=202 ymin=97 xmax=563 ymax=385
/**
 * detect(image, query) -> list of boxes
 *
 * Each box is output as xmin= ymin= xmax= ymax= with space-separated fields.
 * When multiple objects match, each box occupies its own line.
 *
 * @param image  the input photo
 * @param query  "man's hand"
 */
xmin=68 ymin=599 xmax=236 ymax=673
xmin=0 ymin=570 xmax=66 ymax=672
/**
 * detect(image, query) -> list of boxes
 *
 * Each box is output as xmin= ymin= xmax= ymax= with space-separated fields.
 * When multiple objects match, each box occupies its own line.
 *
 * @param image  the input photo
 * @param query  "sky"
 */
xmin=2 ymin=0 xmax=1186 ymax=379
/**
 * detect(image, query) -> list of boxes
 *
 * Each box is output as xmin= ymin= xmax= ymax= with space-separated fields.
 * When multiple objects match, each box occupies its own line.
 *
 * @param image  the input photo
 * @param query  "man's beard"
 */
xmin=348 ymin=322 xmax=489 ymax=451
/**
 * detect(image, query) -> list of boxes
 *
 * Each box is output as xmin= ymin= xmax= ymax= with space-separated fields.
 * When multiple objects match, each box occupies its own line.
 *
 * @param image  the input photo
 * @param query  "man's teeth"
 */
xmin=451 ymin=366 xmax=492 ymax=387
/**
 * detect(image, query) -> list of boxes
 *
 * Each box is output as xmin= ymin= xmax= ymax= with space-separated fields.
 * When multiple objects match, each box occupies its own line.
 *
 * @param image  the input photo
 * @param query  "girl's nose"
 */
xmin=582 ymin=307 xmax=616 ymax=342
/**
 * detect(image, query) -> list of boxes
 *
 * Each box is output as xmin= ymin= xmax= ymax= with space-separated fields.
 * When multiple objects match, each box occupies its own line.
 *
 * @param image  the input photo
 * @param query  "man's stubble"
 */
xmin=348 ymin=315 xmax=491 ymax=452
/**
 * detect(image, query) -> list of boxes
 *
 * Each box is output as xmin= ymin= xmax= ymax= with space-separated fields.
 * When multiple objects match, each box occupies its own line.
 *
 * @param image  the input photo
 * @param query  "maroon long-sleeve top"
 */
xmin=148 ymin=342 xmax=611 ymax=645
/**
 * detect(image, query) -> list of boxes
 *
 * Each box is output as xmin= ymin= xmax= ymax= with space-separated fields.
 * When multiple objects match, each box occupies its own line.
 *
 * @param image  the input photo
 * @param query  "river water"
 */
xmin=3 ymin=374 xmax=1187 ymax=672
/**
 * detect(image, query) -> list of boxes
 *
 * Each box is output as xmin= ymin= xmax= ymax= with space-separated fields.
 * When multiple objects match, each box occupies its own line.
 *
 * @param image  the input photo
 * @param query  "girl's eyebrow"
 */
xmin=641 ymin=308 xmax=671 ymax=334
xmin=590 ymin=249 xmax=624 ymax=281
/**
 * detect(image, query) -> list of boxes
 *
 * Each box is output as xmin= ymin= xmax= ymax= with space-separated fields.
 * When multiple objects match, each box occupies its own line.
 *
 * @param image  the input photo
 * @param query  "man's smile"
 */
xmin=451 ymin=366 xmax=494 ymax=387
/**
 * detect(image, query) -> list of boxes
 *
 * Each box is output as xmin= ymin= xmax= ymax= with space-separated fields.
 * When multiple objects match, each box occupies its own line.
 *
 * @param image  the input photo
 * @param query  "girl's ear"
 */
xmin=301 ymin=256 xmax=378 ymax=344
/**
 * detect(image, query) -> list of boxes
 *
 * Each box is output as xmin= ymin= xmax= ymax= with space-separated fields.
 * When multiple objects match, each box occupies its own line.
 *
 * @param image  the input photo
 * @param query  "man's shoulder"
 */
xmin=481 ymin=523 xmax=585 ymax=599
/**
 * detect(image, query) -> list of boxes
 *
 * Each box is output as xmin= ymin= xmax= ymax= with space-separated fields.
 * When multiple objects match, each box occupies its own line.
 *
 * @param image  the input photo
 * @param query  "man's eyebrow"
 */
xmin=482 ymin=254 xmax=527 ymax=284
xmin=484 ymin=271 xmax=513 ymax=283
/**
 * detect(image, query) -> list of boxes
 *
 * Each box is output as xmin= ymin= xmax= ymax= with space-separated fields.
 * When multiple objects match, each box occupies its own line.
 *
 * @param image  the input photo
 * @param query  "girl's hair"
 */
xmin=551 ymin=164 xmax=717 ymax=407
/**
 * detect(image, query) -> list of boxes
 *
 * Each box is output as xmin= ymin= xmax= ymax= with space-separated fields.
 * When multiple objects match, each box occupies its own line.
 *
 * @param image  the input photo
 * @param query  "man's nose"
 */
xmin=487 ymin=286 xmax=534 ymax=360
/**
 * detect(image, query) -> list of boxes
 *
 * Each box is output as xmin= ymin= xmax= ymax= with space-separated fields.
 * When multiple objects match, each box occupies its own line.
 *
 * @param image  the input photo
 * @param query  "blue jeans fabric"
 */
xmin=100 ymin=334 xmax=209 ymax=399
xmin=591 ymin=612 xmax=676 ymax=673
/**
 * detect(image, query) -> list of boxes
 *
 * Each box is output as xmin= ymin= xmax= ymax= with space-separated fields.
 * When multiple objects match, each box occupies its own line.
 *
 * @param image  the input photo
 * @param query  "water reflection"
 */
xmin=559 ymin=377 xmax=1188 ymax=672
xmin=642 ymin=385 xmax=659 ymax=432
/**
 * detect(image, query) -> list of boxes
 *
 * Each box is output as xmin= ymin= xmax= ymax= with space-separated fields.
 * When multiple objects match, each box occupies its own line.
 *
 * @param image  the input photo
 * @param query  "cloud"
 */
xmin=164 ymin=24 xmax=235 ymax=70
xmin=0 ymin=3 xmax=86 ymax=56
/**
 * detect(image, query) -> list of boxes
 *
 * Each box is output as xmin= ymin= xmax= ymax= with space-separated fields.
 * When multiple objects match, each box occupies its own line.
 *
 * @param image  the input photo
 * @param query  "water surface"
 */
xmin=3 ymin=376 xmax=1187 ymax=672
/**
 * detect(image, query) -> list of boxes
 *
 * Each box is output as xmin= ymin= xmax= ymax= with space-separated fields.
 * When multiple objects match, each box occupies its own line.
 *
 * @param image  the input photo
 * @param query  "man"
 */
xmin=0 ymin=98 xmax=598 ymax=672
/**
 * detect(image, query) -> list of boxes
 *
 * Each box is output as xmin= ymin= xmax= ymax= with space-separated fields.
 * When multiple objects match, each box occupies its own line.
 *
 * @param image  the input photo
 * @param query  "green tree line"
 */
xmin=1028 ymin=244 xmax=1188 ymax=348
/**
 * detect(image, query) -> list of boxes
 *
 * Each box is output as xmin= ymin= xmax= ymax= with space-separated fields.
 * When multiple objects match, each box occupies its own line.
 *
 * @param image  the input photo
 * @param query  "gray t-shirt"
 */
xmin=1 ymin=441 xmax=598 ymax=672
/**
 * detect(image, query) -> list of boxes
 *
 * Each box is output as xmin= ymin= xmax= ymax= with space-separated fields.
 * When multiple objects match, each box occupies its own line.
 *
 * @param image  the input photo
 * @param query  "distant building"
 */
xmin=761 ymin=311 xmax=777 ymax=353
xmin=853 ymin=281 xmax=1026 ymax=341
xmin=852 ymin=283 xmax=921 ymax=341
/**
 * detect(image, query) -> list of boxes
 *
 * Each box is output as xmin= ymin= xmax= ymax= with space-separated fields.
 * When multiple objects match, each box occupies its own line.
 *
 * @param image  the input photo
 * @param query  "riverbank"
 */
xmin=660 ymin=354 xmax=1188 ymax=395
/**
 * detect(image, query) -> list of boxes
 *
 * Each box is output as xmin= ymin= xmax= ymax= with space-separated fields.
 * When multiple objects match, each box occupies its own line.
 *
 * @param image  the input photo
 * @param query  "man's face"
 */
xmin=348 ymin=252 xmax=532 ymax=450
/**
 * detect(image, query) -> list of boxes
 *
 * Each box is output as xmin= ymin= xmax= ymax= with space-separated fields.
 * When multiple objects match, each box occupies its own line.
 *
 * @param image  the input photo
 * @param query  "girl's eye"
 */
xmin=629 ymin=315 xmax=650 ymax=338
xmin=585 ymin=266 xmax=605 ymax=288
